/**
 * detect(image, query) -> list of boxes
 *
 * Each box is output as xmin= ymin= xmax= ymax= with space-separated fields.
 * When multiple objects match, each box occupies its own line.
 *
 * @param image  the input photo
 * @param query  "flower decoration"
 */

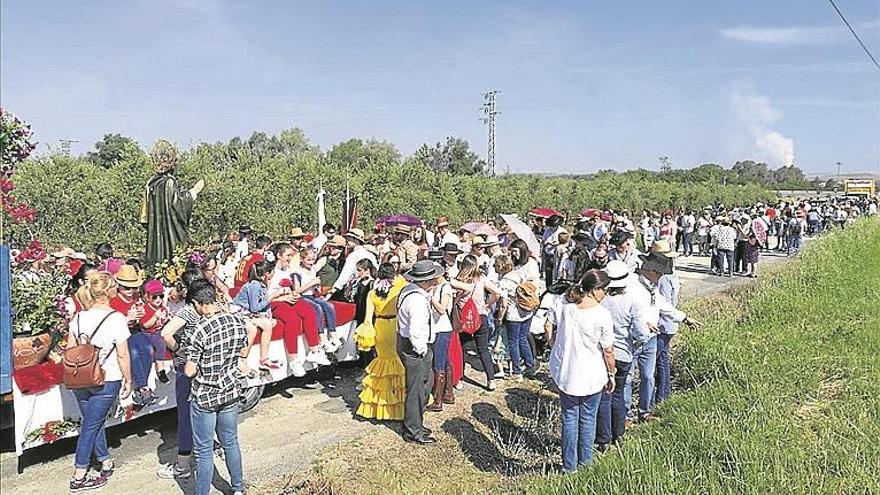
xmin=0 ymin=108 xmax=37 ymax=178
xmin=188 ymin=250 xmax=207 ymax=267
xmin=24 ymin=419 xmax=80 ymax=445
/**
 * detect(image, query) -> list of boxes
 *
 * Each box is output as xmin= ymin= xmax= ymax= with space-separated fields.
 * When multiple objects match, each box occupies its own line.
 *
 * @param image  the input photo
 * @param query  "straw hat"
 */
xmin=51 ymin=247 xmax=76 ymax=258
xmin=345 ymin=228 xmax=366 ymax=243
xmin=392 ymin=224 xmax=412 ymax=235
xmin=327 ymin=235 xmax=346 ymax=248
xmin=650 ymin=239 xmax=679 ymax=258
xmin=114 ymin=264 xmax=144 ymax=288
xmin=477 ymin=235 xmax=501 ymax=247
xmin=288 ymin=227 xmax=306 ymax=239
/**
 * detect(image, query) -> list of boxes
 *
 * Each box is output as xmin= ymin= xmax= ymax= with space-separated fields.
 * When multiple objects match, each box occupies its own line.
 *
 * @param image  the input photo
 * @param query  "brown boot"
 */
xmin=427 ymin=372 xmax=445 ymax=412
xmin=442 ymin=367 xmax=455 ymax=404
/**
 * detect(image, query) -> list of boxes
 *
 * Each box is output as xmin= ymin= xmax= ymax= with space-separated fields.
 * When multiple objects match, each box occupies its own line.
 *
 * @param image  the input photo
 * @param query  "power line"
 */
xmin=826 ymin=0 xmax=880 ymax=70
xmin=480 ymin=90 xmax=499 ymax=176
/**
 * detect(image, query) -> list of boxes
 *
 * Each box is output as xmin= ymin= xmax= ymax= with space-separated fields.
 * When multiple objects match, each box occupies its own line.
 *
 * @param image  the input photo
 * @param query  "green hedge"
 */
xmin=11 ymin=152 xmax=771 ymax=253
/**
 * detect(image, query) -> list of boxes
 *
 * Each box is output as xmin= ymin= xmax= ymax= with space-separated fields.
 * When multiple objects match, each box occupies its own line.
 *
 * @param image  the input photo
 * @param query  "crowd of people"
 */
xmin=10 ymin=193 xmax=877 ymax=492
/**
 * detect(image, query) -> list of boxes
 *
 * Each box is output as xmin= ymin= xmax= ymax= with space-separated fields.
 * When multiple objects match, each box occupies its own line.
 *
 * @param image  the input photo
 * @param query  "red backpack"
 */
xmin=453 ymin=286 xmax=481 ymax=335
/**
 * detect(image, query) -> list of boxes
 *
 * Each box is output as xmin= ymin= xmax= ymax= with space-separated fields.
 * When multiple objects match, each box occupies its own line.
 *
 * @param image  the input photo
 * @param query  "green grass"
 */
xmin=526 ymin=218 xmax=880 ymax=495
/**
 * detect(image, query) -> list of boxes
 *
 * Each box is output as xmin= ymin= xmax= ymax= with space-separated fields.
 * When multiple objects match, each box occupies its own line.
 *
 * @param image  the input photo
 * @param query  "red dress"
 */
xmin=447 ymin=328 xmax=464 ymax=386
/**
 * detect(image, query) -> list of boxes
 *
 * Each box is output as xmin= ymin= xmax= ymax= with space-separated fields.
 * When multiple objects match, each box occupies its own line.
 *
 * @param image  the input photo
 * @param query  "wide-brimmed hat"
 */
xmin=477 ymin=235 xmax=501 ymax=247
xmin=71 ymin=251 xmax=89 ymax=261
xmin=403 ymin=260 xmax=445 ymax=282
xmin=427 ymin=249 xmax=443 ymax=261
xmin=638 ymin=253 xmax=673 ymax=275
xmin=436 ymin=216 xmax=450 ymax=227
xmin=392 ymin=224 xmax=412 ymax=235
xmin=604 ymin=260 xmax=631 ymax=289
xmin=114 ymin=264 xmax=144 ymax=288
xmin=52 ymin=247 xmax=76 ymax=259
xmin=609 ymin=231 xmax=632 ymax=247
xmin=345 ymin=228 xmax=366 ymax=243
xmin=288 ymin=227 xmax=306 ymax=239
xmin=650 ymin=239 xmax=679 ymax=258
xmin=441 ymin=242 xmax=462 ymax=255
xmin=327 ymin=235 xmax=346 ymax=248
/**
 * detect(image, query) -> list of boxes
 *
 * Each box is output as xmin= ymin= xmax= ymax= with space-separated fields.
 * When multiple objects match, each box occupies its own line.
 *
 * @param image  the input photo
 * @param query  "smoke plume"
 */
xmin=731 ymin=87 xmax=795 ymax=167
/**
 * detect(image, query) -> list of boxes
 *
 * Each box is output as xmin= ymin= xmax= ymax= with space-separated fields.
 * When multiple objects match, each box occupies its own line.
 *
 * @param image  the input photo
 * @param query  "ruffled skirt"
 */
xmin=355 ymin=356 xmax=405 ymax=421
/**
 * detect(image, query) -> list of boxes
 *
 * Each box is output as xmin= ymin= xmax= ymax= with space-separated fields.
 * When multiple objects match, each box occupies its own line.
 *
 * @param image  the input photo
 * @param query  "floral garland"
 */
xmin=24 ymin=419 xmax=80 ymax=445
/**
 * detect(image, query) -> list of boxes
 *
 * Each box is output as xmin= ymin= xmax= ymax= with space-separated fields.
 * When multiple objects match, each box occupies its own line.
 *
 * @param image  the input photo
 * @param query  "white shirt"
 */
xmin=332 ymin=246 xmax=378 ymax=291
xmin=435 ymin=231 xmax=460 ymax=248
xmin=548 ymin=303 xmax=614 ymax=397
xmin=292 ymin=266 xmax=321 ymax=296
xmin=309 ymin=233 xmax=328 ymax=252
xmin=68 ymin=309 xmax=130 ymax=382
xmin=397 ymin=284 xmax=433 ymax=356
xmin=628 ymin=274 xmax=686 ymax=327
xmin=430 ymin=282 xmax=454 ymax=334
xmin=608 ymin=247 xmax=642 ymax=273
xmin=515 ymin=258 xmax=541 ymax=283
xmin=234 ymin=239 xmax=249 ymax=263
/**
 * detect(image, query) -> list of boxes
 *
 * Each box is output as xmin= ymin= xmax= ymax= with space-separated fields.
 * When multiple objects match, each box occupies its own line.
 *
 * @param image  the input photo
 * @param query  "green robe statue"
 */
xmin=143 ymin=173 xmax=194 ymax=266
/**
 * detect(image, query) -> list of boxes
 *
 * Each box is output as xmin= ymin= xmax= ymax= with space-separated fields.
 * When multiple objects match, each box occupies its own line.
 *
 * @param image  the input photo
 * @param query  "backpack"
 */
xmin=62 ymin=312 xmax=117 ymax=389
xmin=450 ymin=286 xmax=481 ymax=335
xmin=788 ymin=219 xmax=802 ymax=236
xmin=514 ymin=279 xmax=540 ymax=312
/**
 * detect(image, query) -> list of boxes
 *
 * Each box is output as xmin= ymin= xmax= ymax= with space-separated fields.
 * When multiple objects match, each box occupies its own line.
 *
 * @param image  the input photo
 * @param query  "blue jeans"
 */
xmin=655 ymin=333 xmax=674 ymax=405
xmin=433 ymin=331 xmax=452 ymax=372
xmin=559 ymin=391 xmax=602 ymax=473
xmin=128 ymin=332 xmax=154 ymax=389
xmin=72 ymin=380 xmax=121 ymax=469
xmin=303 ymin=295 xmax=337 ymax=333
xmin=191 ymin=401 xmax=244 ymax=495
xmin=506 ymin=318 xmax=534 ymax=375
xmin=625 ymin=335 xmax=658 ymax=419
xmin=175 ymin=366 xmax=193 ymax=455
xmin=787 ymin=234 xmax=802 ymax=255
xmin=596 ymin=360 xmax=632 ymax=444
xmin=718 ymin=249 xmax=734 ymax=275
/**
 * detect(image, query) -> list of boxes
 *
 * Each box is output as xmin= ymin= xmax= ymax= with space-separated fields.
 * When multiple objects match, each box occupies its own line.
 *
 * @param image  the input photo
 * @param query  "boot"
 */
xmin=427 ymin=372 xmax=445 ymax=412
xmin=442 ymin=366 xmax=456 ymax=404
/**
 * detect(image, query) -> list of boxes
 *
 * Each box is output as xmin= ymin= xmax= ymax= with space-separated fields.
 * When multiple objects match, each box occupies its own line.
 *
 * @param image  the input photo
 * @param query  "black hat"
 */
xmin=239 ymin=224 xmax=253 ymax=235
xmin=609 ymin=231 xmax=632 ymax=246
xmin=441 ymin=243 xmax=462 ymax=255
xmin=638 ymin=252 xmax=673 ymax=275
xmin=427 ymin=249 xmax=444 ymax=261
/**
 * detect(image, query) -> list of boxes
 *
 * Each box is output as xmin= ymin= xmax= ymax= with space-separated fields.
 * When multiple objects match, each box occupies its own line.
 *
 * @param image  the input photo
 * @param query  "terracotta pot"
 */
xmin=13 ymin=333 xmax=53 ymax=369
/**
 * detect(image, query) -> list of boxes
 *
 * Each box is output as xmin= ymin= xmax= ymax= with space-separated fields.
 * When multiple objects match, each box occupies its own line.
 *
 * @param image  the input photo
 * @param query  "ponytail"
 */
xmin=76 ymin=272 xmax=115 ymax=310
xmin=564 ymin=269 xmax=610 ymax=304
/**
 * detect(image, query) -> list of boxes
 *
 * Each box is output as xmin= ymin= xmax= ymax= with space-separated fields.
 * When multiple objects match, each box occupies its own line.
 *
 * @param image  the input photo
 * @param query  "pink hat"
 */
xmin=100 ymin=258 xmax=124 ymax=275
xmin=143 ymin=279 xmax=164 ymax=295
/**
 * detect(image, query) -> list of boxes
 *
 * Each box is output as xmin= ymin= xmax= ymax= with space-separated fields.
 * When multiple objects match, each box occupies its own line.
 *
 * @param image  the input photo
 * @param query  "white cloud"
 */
xmin=730 ymin=86 xmax=795 ymax=167
xmin=720 ymin=20 xmax=878 ymax=44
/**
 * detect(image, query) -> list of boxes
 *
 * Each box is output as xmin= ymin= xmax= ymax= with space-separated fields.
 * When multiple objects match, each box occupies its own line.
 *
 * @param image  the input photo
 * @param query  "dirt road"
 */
xmin=0 ymin=249 xmax=795 ymax=495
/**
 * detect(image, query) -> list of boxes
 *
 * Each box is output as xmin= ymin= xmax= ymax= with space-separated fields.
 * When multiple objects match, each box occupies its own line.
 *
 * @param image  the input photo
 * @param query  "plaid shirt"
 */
xmin=186 ymin=313 xmax=248 ymax=409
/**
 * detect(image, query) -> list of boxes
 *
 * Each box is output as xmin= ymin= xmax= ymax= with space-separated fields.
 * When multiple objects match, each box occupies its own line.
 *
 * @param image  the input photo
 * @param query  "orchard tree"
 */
xmin=414 ymin=136 xmax=486 ymax=175
xmin=327 ymin=138 xmax=401 ymax=170
xmin=86 ymin=133 xmax=144 ymax=169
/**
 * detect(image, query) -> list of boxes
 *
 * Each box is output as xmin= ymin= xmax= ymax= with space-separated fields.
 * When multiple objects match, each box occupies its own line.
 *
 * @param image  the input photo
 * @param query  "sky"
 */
xmin=2 ymin=0 xmax=879 ymax=176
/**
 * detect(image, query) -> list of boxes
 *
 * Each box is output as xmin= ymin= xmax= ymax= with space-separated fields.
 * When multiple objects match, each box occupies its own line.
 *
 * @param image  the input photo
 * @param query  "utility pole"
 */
xmin=59 ymin=139 xmax=79 ymax=156
xmin=481 ymin=90 xmax=499 ymax=176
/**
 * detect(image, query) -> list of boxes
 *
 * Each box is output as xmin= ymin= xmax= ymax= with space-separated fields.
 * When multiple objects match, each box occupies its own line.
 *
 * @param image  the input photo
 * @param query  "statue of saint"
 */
xmin=141 ymin=140 xmax=204 ymax=266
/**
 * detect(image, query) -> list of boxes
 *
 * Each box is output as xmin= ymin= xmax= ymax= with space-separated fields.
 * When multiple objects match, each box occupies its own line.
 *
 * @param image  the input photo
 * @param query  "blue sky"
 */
xmin=2 ymin=0 xmax=878 ymax=175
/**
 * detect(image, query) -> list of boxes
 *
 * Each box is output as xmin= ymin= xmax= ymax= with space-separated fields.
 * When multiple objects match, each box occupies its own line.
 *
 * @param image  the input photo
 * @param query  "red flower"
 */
xmin=42 ymin=432 xmax=59 ymax=443
xmin=0 ymin=178 xmax=13 ymax=193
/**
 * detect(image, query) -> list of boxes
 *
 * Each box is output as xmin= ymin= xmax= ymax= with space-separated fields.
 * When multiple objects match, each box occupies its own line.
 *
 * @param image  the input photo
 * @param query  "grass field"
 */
xmin=526 ymin=217 xmax=880 ymax=495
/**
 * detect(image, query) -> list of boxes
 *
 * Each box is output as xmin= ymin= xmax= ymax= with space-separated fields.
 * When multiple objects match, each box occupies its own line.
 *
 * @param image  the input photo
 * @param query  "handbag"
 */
xmin=62 ymin=312 xmax=117 ymax=389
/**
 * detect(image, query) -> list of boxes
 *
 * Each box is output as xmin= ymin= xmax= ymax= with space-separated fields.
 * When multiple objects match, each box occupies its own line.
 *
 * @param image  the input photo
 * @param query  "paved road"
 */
xmin=0 ymin=246 xmax=798 ymax=495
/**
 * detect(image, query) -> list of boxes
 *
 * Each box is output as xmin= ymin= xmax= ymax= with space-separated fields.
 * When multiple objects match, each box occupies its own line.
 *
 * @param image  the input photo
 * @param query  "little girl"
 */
xmin=231 ymin=260 xmax=282 ymax=371
xmin=293 ymin=248 xmax=342 ymax=353
xmin=138 ymin=279 xmax=172 ymax=384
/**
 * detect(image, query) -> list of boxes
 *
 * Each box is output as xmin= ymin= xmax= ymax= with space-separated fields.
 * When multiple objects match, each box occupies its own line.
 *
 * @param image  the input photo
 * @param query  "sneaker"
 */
xmin=328 ymin=336 xmax=343 ymax=351
xmin=306 ymin=350 xmax=332 ymax=366
xmin=156 ymin=462 xmax=192 ymax=479
xmin=259 ymin=358 xmax=282 ymax=371
xmin=487 ymin=380 xmax=497 ymax=391
xmin=288 ymin=360 xmax=307 ymax=377
xmin=99 ymin=460 xmax=114 ymax=478
xmin=596 ymin=443 xmax=610 ymax=454
xmin=134 ymin=387 xmax=157 ymax=406
xmin=511 ymin=374 xmax=524 ymax=382
xmin=493 ymin=370 xmax=506 ymax=379
xmin=233 ymin=491 xmax=247 ymax=495
xmin=320 ymin=338 xmax=341 ymax=353
xmin=157 ymin=369 xmax=170 ymax=383
xmin=69 ymin=474 xmax=108 ymax=493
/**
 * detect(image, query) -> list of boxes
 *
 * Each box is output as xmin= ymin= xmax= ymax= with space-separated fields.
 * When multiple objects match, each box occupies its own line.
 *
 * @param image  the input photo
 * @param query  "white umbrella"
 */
xmin=500 ymin=214 xmax=541 ymax=259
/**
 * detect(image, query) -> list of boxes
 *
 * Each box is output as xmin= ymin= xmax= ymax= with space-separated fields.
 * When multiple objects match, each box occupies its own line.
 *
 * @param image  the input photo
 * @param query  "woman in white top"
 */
xmin=547 ymin=269 xmax=616 ymax=473
xmin=495 ymin=254 xmax=538 ymax=381
xmin=427 ymin=272 xmax=455 ymax=411
xmin=66 ymin=272 xmax=133 ymax=492
xmin=510 ymin=239 xmax=540 ymax=283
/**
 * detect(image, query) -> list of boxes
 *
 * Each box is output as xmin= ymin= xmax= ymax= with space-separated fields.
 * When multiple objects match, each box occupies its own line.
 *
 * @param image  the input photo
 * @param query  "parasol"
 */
xmin=376 ymin=214 xmax=422 ymax=227
xmin=461 ymin=222 xmax=500 ymax=237
xmin=500 ymin=214 xmax=541 ymax=259
xmin=579 ymin=208 xmax=599 ymax=219
xmin=528 ymin=207 xmax=564 ymax=219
